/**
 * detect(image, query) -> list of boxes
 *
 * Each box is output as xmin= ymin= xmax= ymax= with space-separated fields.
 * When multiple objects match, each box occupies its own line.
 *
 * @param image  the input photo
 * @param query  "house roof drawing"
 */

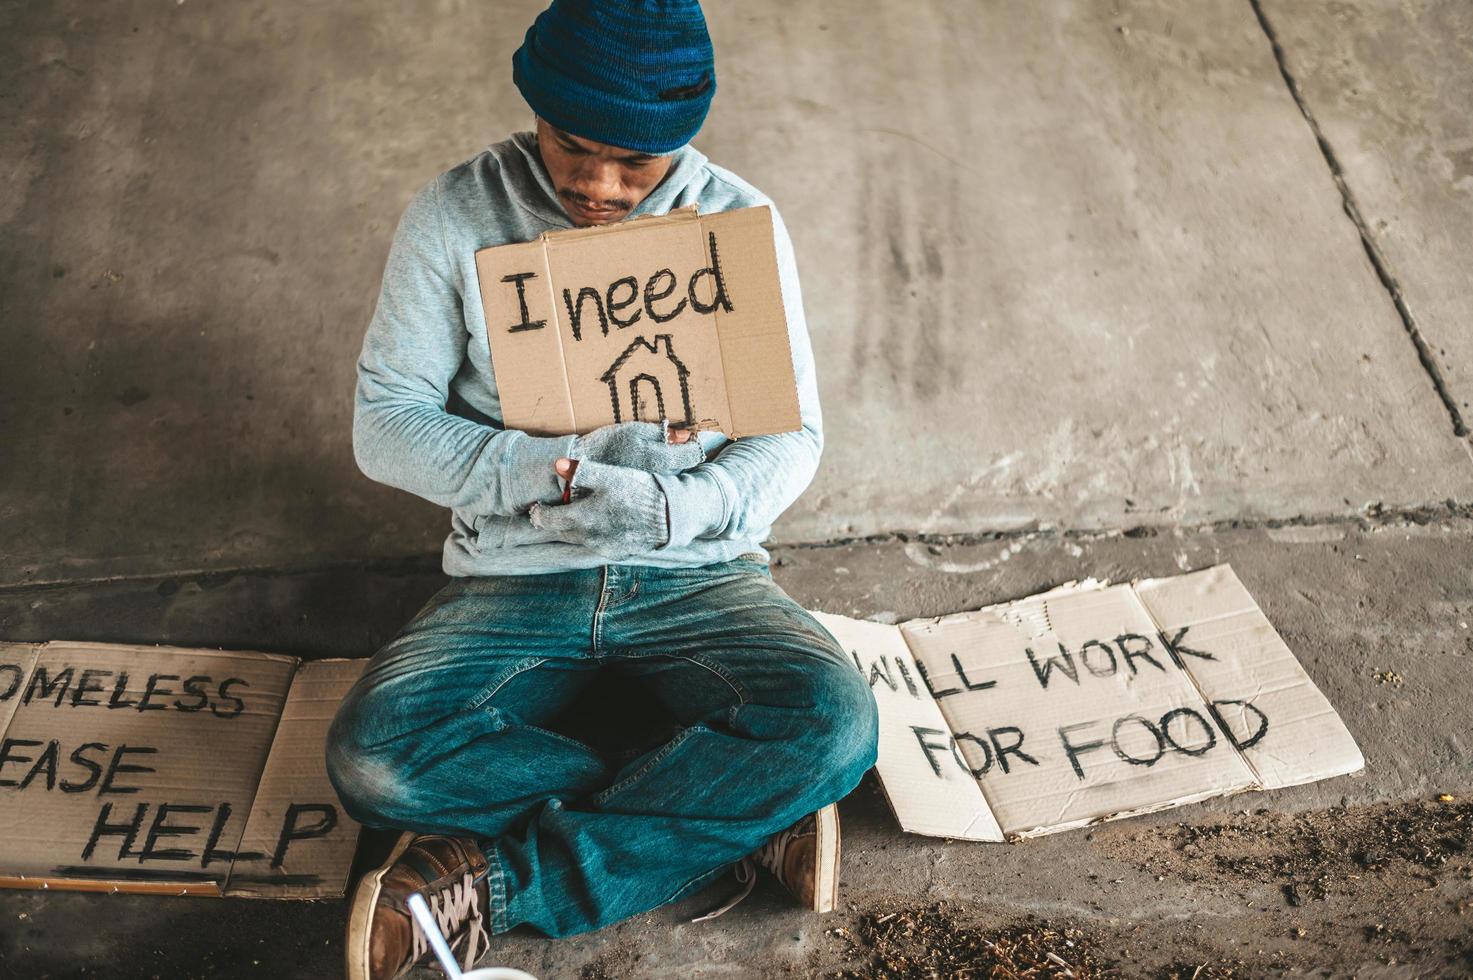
xmin=599 ymin=335 xmax=690 ymax=383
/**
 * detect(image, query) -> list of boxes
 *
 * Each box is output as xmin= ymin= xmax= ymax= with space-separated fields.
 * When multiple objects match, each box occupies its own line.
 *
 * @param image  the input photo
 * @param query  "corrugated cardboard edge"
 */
xmin=224 ymin=658 xmax=367 ymax=899
xmin=1003 ymin=784 xmax=1261 ymax=840
xmin=1126 ymin=570 xmax=1271 ymax=795
xmin=902 ymin=578 xmax=1112 ymax=631
xmin=537 ymin=205 xmax=700 ymax=244
xmin=474 ymin=238 xmax=576 ymax=433
xmin=0 ymin=641 xmax=43 ymax=735
xmin=0 ymin=874 xmax=222 ymax=897
xmin=885 ymin=791 xmax=1006 ymax=842
xmin=703 ymin=205 xmax=801 ymax=438
xmin=812 ymin=611 xmax=1003 ymax=842
xmin=1133 ymin=564 xmax=1366 ymax=789
xmin=36 ymin=639 xmax=300 ymax=669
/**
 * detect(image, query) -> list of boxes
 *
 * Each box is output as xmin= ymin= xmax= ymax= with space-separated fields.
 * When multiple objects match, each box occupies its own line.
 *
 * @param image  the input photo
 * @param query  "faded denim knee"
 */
xmin=763 ymin=656 xmax=880 ymax=817
xmin=806 ymin=657 xmax=880 ymax=799
xmin=324 ymin=694 xmax=417 ymax=829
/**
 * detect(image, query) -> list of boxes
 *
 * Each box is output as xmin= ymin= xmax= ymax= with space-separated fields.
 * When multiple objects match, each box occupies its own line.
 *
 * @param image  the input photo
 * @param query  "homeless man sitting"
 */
xmin=324 ymin=2 xmax=879 ymax=977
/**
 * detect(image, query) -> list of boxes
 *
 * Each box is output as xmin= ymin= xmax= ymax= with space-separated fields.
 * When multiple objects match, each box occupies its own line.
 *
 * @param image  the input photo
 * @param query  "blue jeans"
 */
xmin=324 ymin=558 xmax=879 ymax=938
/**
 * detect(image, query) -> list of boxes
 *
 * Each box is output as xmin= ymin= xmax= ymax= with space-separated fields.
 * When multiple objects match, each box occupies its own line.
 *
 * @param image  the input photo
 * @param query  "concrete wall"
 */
xmin=4 ymin=0 xmax=1470 ymax=585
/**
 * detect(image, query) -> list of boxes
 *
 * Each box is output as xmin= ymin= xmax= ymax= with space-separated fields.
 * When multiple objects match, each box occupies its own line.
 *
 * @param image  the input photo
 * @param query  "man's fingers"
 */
xmin=568 ymin=458 xmax=624 ymax=491
xmin=571 ymin=421 xmax=702 ymax=473
xmin=529 ymin=500 xmax=584 ymax=533
xmin=668 ymin=439 xmax=703 ymax=465
xmin=651 ymin=428 xmax=703 ymax=471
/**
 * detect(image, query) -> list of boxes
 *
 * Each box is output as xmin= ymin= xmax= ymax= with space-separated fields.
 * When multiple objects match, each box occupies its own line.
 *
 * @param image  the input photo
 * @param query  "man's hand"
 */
xmin=569 ymin=421 xmax=702 ymax=474
xmin=530 ymin=459 xmax=670 ymax=561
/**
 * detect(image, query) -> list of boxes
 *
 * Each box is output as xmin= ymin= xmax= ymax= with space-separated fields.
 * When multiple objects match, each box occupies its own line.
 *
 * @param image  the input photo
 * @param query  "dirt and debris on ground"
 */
xmin=1095 ymin=796 xmax=1473 ymax=975
xmin=800 ymin=796 xmax=1472 ymax=980
xmin=817 ymin=902 xmax=1262 ymax=979
xmin=827 ymin=902 xmax=1115 ymax=979
xmin=1111 ymin=797 xmax=1470 ymax=901
xmin=580 ymin=945 xmax=646 ymax=980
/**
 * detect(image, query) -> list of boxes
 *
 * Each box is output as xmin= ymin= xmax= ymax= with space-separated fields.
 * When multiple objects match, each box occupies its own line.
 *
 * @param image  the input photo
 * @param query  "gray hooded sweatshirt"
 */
xmin=353 ymin=132 xmax=821 ymax=576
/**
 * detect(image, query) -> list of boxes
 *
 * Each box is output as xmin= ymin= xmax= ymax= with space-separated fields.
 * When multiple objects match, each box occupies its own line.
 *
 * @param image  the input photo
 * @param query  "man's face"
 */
xmin=535 ymin=117 xmax=676 ymax=227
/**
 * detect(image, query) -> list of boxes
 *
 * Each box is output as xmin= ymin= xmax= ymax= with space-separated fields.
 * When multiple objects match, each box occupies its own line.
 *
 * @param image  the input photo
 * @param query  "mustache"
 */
xmin=560 ymin=189 xmax=632 ymax=212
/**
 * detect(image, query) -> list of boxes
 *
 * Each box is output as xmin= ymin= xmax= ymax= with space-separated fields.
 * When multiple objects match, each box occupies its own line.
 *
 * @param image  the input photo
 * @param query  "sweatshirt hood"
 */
xmin=495 ymin=130 xmax=711 ymax=229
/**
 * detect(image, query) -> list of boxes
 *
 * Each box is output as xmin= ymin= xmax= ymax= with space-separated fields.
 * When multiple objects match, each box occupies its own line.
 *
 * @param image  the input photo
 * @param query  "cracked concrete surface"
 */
xmin=1251 ymin=0 xmax=1470 ymax=439
xmin=1258 ymin=0 xmax=1473 ymax=428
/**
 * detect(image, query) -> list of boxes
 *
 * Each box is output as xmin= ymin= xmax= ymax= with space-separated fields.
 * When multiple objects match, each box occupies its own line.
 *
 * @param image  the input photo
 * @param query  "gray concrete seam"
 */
xmin=1248 ymin=0 xmax=1470 ymax=440
xmin=5 ymin=500 xmax=1467 ymax=596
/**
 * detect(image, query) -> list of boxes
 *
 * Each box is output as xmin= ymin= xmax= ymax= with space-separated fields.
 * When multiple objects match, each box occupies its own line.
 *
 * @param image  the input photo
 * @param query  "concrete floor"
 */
xmin=3 ymin=0 xmax=1472 ymax=976
xmin=4 ymin=520 xmax=1472 ymax=977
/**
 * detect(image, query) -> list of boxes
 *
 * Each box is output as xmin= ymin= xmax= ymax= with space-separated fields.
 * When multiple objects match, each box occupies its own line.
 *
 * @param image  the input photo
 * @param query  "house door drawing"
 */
xmin=629 ymin=374 xmax=666 ymax=422
xmin=600 ymin=334 xmax=694 ymax=425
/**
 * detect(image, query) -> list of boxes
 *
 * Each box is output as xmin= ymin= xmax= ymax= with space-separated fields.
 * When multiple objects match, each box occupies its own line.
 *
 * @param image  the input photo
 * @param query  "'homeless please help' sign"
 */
xmin=475 ymin=205 xmax=801 ymax=438
xmin=0 ymin=643 xmax=364 ymax=898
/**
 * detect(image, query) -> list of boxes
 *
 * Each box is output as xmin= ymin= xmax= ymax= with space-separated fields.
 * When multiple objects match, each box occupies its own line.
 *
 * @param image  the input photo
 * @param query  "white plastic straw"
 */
xmin=407 ymin=891 xmax=464 ymax=979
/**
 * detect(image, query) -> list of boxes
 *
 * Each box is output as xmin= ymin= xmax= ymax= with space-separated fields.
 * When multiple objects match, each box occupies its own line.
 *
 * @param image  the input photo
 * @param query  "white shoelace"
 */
xmin=410 ymin=871 xmax=491 ymax=971
xmin=690 ymin=817 xmax=811 ymax=923
xmin=689 ymin=857 xmax=757 ymax=923
xmin=754 ymin=827 xmax=793 ymax=872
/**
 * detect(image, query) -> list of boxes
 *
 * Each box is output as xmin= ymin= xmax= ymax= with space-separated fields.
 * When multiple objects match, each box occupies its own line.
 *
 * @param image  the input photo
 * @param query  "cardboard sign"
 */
xmin=0 ymin=565 xmax=1364 ymax=896
xmin=816 ymin=565 xmax=1364 ymax=840
xmin=808 ymin=616 xmax=1002 ymax=841
xmin=225 ymin=659 xmax=368 ymax=898
xmin=0 ymin=642 xmax=364 ymax=898
xmin=475 ymin=205 xmax=801 ymax=437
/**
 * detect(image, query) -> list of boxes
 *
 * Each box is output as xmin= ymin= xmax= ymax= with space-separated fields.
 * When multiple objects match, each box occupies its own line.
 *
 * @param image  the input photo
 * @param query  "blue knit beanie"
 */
xmin=513 ymin=0 xmax=716 ymax=155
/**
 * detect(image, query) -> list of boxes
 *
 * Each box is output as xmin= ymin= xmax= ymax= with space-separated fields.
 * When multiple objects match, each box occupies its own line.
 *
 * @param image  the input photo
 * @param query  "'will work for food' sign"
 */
xmin=474 ymin=205 xmax=801 ymax=438
xmin=813 ymin=565 xmax=1365 ymax=841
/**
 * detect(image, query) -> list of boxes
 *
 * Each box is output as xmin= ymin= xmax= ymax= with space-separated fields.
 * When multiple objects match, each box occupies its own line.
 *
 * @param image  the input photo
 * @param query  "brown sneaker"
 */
xmin=345 ymin=831 xmax=492 ymax=980
xmin=753 ymin=803 xmax=841 ymax=913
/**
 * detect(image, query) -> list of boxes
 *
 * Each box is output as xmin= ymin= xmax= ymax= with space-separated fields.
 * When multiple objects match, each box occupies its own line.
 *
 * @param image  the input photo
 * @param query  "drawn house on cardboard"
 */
xmin=474 ymin=205 xmax=802 ymax=438
xmin=600 ymin=334 xmax=693 ymax=426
